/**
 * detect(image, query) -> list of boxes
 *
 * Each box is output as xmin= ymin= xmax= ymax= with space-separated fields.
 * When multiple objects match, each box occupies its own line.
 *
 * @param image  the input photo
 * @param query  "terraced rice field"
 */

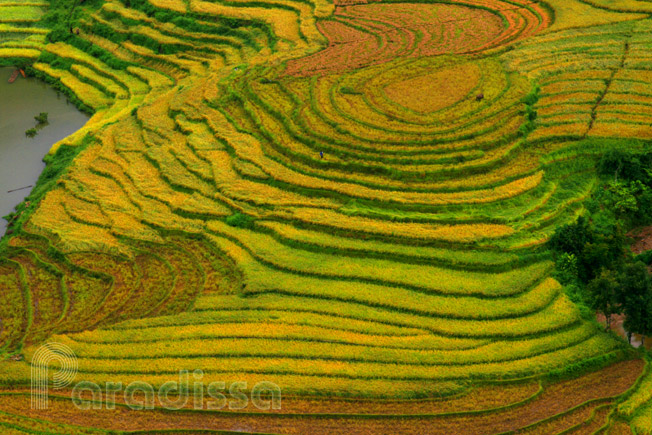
xmin=1 ymin=0 xmax=652 ymax=432
xmin=0 ymin=0 xmax=47 ymax=60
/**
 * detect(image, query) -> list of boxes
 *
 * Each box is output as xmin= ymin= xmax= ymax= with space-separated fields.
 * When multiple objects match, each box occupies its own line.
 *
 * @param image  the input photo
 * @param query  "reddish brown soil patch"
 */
xmin=1 ymin=381 xmax=540 ymax=415
xmin=519 ymin=401 xmax=612 ymax=434
xmin=0 ymin=360 xmax=643 ymax=434
xmin=596 ymin=226 xmax=652 ymax=351
xmin=597 ymin=313 xmax=652 ymax=350
xmin=629 ymin=226 xmax=652 ymax=255
xmin=286 ymin=0 xmax=550 ymax=76
xmin=608 ymin=419 xmax=634 ymax=434
xmin=575 ymin=405 xmax=614 ymax=434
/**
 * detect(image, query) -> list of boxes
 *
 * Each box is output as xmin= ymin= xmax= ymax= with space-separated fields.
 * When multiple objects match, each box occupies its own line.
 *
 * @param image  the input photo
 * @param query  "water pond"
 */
xmin=0 ymin=67 xmax=89 ymax=236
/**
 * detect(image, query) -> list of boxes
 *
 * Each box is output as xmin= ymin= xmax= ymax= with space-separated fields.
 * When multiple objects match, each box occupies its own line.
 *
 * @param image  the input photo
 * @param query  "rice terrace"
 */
xmin=4 ymin=0 xmax=652 ymax=432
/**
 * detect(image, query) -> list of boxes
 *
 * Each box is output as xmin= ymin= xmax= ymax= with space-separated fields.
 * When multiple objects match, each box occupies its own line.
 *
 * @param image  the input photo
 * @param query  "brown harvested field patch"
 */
xmin=615 ymin=69 xmax=652 ymax=82
xmin=383 ymin=62 xmax=481 ymax=113
xmin=608 ymin=419 xmax=634 ymax=434
xmin=519 ymin=401 xmax=612 ymax=434
xmin=603 ymin=93 xmax=652 ymax=105
xmin=0 ymin=359 xmax=642 ymax=435
xmin=538 ymin=104 xmax=593 ymax=117
xmin=598 ymin=103 xmax=652 ymax=117
xmin=542 ymin=79 xmax=606 ymax=95
xmin=286 ymin=1 xmax=549 ymax=76
xmin=538 ymin=92 xmax=600 ymax=106
xmin=528 ymin=122 xmax=589 ymax=140
xmin=590 ymin=120 xmax=652 ymax=138
xmin=10 ymin=252 xmax=65 ymax=340
xmin=594 ymin=112 xmax=652 ymax=125
xmin=540 ymin=70 xmax=613 ymax=83
xmin=537 ymin=112 xmax=593 ymax=125
xmin=0 ymin=381 xmax=540 ymax=415
xmin=609 ymin=80 xmax=652 ymax=96
xmin=572 ymin=405 xmax=613 ymax=434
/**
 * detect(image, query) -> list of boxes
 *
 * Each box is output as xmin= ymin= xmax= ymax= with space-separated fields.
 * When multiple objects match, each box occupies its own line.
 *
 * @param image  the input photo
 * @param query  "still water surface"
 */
xmin=0 ymin=67 xmax=89 ymax=236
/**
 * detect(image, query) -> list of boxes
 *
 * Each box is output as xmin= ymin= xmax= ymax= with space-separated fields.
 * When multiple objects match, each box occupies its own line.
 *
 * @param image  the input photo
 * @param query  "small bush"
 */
xmin=226 ymin=213 xmax=254 ymax=228
xmin=34 ymin=112 xmax=48 ymax=125
xmin=635 ymin=250 xmax=652 ymax=265
xmin=25 ymin=128 xmax=37 ymax=138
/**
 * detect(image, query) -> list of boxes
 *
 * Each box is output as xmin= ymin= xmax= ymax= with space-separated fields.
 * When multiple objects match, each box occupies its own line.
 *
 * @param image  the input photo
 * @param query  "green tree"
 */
xmin=618 ymin=262 xmax=652 ymax=345
xmin=555 ymin=252 xmax=579 ymax=285
xmin=593 ymin=180 xmax=652 ymax=226
xmin=586 ymin=269 xmax=621 ymax=331
xmin=582 ymin=227 xmax=628 ymax=281
xmin=598 ymin=149 xmax=652 ymax=185
xmin=549 ymin=216 xmax=628 ymax=284
xmin=549 ymin=217 xmax=596 ymax=283
xmin=602 ymin=181 xmax=639 ymax=217
xmin=549 ymin=216 xmax=594 ymax=257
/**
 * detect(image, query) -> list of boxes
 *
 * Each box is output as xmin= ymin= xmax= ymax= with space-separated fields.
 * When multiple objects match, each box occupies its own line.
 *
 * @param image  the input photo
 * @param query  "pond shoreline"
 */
xmin=0 ymin=67 xmax=89 ymax=236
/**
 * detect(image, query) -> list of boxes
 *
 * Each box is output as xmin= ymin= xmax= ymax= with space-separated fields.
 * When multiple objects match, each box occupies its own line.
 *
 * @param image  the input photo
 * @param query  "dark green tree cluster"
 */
xmin=549 ymin=150 xmax=652 ymax=345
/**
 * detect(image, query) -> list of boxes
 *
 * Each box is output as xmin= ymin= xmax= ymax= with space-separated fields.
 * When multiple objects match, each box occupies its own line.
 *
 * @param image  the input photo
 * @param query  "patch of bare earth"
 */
xmin=0 ymin=360 xmax=643 ymax=434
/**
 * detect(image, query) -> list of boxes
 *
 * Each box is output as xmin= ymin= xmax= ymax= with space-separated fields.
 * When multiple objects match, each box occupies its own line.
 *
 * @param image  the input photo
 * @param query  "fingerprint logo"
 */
xmin=31 ymin=342 xmax=78 ymax=409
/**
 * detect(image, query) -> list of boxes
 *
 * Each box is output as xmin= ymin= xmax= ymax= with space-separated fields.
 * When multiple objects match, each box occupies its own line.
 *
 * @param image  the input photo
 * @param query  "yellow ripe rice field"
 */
xmin=1 ymin=0 xmax=652 ymax=433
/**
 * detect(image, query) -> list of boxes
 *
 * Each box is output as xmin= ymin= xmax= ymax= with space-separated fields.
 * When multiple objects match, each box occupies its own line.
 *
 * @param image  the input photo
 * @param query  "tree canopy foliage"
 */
xmin=549 ymin=149 xmax=652 ymax=344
